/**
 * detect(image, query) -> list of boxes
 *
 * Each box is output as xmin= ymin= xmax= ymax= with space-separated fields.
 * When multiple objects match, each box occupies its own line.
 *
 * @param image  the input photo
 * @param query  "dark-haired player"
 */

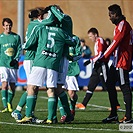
xmin=0 ymin=18 xmax=21 ymax=113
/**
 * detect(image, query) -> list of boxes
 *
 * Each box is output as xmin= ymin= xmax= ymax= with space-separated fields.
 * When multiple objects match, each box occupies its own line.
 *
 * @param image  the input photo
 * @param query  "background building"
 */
xmin=0 ymin=0 xmax=132 ymax=55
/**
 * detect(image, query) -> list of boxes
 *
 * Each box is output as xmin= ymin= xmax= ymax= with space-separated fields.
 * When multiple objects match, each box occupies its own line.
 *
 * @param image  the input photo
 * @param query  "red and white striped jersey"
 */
xmin=91 ymin=37 xmax=108 ymax=63
xmin=101 ymin=20 xmax=133 ymax=70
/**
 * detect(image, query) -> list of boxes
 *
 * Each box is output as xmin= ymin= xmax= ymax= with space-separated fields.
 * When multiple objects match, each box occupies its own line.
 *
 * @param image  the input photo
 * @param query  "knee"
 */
xmin=47 ymin=88 xmax=55 ymax=97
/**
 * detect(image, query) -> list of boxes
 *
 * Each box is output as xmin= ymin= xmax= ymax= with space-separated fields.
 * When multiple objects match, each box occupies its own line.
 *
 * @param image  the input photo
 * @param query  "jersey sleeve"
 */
xmin=23 ymin=25 xmax=40 ymax=50
xmin=51 ymin=6 xmax=65 ymax=22
xmin=14 ymin=35 xmax=22 ymax=60
xmin=73 ymin=35 xmax=82 ymax=56
xmin=91 ymin=38 xmax=104 ymax=63
xmin=41 ymin=11 xmax=55 ymax=25
xmin=101 ymin=21 xmax=126 ymax=60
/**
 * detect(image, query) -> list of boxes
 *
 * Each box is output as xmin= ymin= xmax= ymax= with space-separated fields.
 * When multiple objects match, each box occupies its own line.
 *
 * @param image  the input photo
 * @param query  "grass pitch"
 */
xmin=0 ymin=89 xmax=129 ymax=133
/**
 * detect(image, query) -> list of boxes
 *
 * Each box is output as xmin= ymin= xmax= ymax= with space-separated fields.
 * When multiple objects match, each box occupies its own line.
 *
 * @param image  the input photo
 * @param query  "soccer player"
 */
xmin=101 ymin=4 xmax=133 ymax=123
xmin=0 ymin=18 xmax=21 ymax=113
xmin=17 ymin=13 xmax=77 ymax=124
xmin=11 ymin=7 xmax=45 ymax=122
xmin=43 ymin=5 xmax=75 ymax=123
xmin=75 ymin=28 xmax=110 ymax=109
xmin=58 ymin=35 xmax=82 ymax=123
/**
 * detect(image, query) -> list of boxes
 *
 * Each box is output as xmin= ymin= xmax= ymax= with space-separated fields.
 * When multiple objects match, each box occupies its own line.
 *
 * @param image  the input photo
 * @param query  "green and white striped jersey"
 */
xmin=24 ymin=25 xmax=76 ymax=72
xmin=0 ymin=32 xmax=21 ymax=69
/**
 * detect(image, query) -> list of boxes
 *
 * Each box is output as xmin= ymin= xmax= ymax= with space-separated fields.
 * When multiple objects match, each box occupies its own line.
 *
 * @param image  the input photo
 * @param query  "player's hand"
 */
xmin=10 ymin=59 xmax=18 ymax=67
xmin=84 ymin=59 xmax=91 ymax=66
xmin=44 ymin=5 xmax=53 ymax=13
xmin=94 ymin=60 xmax=102 ymax=68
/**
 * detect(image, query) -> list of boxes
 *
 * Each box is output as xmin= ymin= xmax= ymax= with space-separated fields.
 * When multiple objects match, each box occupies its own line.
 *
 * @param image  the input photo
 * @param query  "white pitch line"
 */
xmin=0 ymin=121 xmax=118 ymax=132
xmin=39 ymin=96 xmax=126 ymax=112
xmin=87 ymin=104 xmax=126 ymax=112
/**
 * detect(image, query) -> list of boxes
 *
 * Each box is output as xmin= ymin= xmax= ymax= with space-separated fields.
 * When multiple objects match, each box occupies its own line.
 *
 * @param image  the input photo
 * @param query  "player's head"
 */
xmin=2 ymin=18 xmax=13 ymax=34
xmin=80 ymin=39 xmax=86 ymax=46
xmin=105 ymin=38 xmax=111 ymax=46
xmin=28 ymin=7 xmax=44 ymax=20
xmin=108 ymin=4 xmax=123 ymax=24
xmin=35 ymin=7 xmax=45 ymax=19
xmin=87 ymin=28 xmax=99 ymax=42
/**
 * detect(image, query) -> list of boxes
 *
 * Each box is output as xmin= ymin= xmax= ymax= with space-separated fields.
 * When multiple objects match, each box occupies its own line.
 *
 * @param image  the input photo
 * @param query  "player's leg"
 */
xmin=66 ymin=76 xmax=79 ymax=115
xmin=46 ymin=69 xmax=58 ymax=124
xmin=118 ymin=68 xmax=132 ymax=123
xmin=0 ymin=67 xmax=9 ymax=112
xmin=55 ymin=84 xmax=74 ymax=123
xmin=102 ymin=65 xmax=118 ymax=123
xmin=17 ymin=67 xmax=47 ymax=123
xmin=76 ymin=69 xmax=100 ymax=109
xmin=8 ymin=68 xmax=18 ymax=112
xmin=1 ymin=81 xmax=8 ymax=112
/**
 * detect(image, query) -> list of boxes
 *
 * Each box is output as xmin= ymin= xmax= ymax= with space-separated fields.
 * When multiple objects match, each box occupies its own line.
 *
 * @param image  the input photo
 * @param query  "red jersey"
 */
xmin=101 ymin=20 xmax=133 ymax=70
xmin=91 ymin=37 xmax=108 ymax=63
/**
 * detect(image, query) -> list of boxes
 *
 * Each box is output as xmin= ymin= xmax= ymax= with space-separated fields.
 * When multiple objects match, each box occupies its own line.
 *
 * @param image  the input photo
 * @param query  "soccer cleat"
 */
xmin=102 ymin=115 xmax=118 ymax=123
xmin=31 ymin=116 xmax=44 ymax=124
xmin=60 ymin=115 xmax=67 ymax=123
xmin=52 ymin=117 xmax=58 ymax=124
xmin=11 ymin=111 xmax=22 ymax=120
xmin=46 ymin=120 xmax=52 ymax=124
xmin=119 ymin=116 xmax=133 ymax=123
xmin=1 ymin=108 xmax=8 ymax=113
xmin=17 ymin=116 xmax=32 ymax=123
xmin=108 ymin=106 xmax=121 ymax=111
xmin=75 ymin=103 xmax=85 ymax=110
xmin=65 ymin=114 xmax=74 ymax=123
xmin=7 ymin=103 xmax=13 ymax=112
xmin=42 ymin=117 xmax=58 ymax=124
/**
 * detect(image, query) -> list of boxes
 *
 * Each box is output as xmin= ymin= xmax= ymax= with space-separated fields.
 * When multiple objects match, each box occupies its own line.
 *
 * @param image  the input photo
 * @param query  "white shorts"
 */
xmin=23 ymin=60 xmax=34 ymax=79
xmin=57 ymin=57 xmax=69 ymax=84
xmin=46 ymin=69 xmax=58 ymax=88
xmin=27 ymin=66 xmax=47 ymax=87
xmin=64 ymin=76 xmax=79 ymax=91
xmin=0 ymin=67 xmax=17 ymax=83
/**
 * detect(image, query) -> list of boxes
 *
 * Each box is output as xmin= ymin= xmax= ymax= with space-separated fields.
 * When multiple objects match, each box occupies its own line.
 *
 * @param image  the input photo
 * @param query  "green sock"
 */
xmin=52 ymin=95 xmax=58 ymax=120
xmin=26 ymin=95 xmax=36 ymax=117
xmin=58 ymin=91 xmax=71 ymax=116
xmin=47 ymin=97 xmax=56 ymax=121
xmin=1 ymin=90 xmax=7 ymax=108
xmin=31 ymin=94 xmax=38 ymax=116
xmin=7 ymin=90 xmax=15 ymax=105
xmin=15 ymin=91 xmax=27 ymax=113
xmin=58 ymin=98 xmax=66 ymax=116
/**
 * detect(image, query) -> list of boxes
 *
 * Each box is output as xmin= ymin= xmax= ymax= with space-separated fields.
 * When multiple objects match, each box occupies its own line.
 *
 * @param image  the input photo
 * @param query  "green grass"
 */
xmin=0 ymin=89 xmax=129 ymax=133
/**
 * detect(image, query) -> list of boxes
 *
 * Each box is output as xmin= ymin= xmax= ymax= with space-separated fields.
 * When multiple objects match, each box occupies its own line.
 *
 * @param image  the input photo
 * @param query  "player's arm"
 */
xmin=23 ymin=25 xmax=40 ymax=50
xmin=41 ymin=11 xmax=55 ymax=25
xmin=72 ymin=36 xmax=82 ymax=61
xmin=50 ymin=6 xmax=65 ymax=22
xmin=92 ymin=39 xmax=104 ymax=63
xmin=101 ymin=23 xmax=126 ymax=60
xmin=10 ymin=36 xmax=22 ymax=67
xmin=14 ymin=35 xmax=22 ymax=60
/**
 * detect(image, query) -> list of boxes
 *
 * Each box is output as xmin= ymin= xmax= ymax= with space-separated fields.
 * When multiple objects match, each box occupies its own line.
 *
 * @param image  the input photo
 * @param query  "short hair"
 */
xmin=108 ymin=4 xmax=122 ymax=16
xmin=105 ymin=38 xmax=111 ymax=45
xmin=2 ymin=18 xmax=13 ymax=26
xmin=87 ymin=28 xmax=99 ymax=36
xmin=28 ymin=7 xmax=44 ymax=19
xmin=80 ymin=38 xmax=85 ymax=43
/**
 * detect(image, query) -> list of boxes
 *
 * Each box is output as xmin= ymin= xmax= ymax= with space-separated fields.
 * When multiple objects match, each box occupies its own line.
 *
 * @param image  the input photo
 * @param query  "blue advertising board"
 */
xmin=11 ymin=55 xmax=133 ymax=88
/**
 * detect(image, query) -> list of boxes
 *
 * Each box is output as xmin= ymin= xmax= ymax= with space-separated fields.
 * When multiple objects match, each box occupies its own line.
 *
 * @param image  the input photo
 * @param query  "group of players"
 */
xmin=0 ymin=4 xmax=133 ymax=124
